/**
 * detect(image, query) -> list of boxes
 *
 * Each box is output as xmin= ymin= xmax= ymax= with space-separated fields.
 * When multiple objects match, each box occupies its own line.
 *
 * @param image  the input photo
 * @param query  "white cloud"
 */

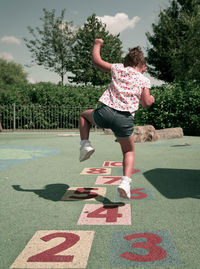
xmin=97 ymin=13 xmax=140 ymax=35
xmin=0 ymin=52 xmax=14 ymax=61
xmin=0 ymin=36 xmax=21 ymax=45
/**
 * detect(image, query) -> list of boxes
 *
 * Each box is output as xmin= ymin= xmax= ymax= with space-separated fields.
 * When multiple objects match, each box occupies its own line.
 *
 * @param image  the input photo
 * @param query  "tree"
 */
xmin=0 ymin=58 xmax=28 ymax=85
xmin=146 ymin=0 xmax=200 ymax=83
xmin=24 ymin=9 xmax=75 ymax=85
xmin=171 ymin=0 xmax=200 ymax=82
xmin=69 ymin=14 xmax=123 ymax=86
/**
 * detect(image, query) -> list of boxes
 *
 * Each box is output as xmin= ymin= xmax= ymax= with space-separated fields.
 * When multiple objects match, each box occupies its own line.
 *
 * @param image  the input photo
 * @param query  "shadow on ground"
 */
xmin=143 ymin=168 xmax=200 ymax=199
xmin=12 ymin=184 xmax=69 ymax=201
xmin=12 ymin=184 xmax=125 ymax=205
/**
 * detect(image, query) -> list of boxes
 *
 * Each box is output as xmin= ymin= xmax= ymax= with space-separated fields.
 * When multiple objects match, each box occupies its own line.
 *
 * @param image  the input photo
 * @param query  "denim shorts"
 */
xmin=92 ymin=105 xmax=134 ymax=138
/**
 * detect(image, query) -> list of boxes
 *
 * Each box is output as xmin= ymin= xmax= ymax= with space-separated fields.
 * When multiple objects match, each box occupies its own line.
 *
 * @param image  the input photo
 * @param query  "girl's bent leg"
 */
xmin=79 ymin=109 xmax=96 ymax=162
xmin=79 ymin=109 xmax=95 ymax=140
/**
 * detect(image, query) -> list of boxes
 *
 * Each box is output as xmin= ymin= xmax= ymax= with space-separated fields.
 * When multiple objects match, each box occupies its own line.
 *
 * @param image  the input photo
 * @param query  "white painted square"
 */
xmin=10 ymin=230 xmax=95 ymax=268
xmin=80 ymin=167 xmax=111 ymax=175
xmin=77 ymin=204 xmax=131 ymax=225
xmin=95 ymin=176 xmax=122 ymax=185
xmin=103 ymin=161 xmax=123 ymax=167
xmin=61 ymin=187 xmax=107 ymax=201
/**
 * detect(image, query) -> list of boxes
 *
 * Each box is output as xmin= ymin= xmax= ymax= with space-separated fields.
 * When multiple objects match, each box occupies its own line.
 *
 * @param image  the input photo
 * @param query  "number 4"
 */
xmin=77 ymin=204 xmax=131 ymax=225
xmin=87 ymin=205 xmax=122 ymax=222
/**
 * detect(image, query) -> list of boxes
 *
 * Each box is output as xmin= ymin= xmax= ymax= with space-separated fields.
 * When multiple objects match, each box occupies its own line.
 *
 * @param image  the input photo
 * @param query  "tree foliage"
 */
xmin=134 ymin=81 xmax=200 ymax=135
xmin=0 ymin=58 xmax=28 ymax=86
xmin=146 ymin=0 xmax=200 ymax=83
xmin=24 ymin=9 xmax=75 ymax=85
xmin=69 ymin=14 xmax=123 ymax=86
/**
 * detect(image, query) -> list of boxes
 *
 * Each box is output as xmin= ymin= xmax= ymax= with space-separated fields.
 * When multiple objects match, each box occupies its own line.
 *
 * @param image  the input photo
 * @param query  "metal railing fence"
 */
xmin=0 ymin=104 xmax=96 ymax=131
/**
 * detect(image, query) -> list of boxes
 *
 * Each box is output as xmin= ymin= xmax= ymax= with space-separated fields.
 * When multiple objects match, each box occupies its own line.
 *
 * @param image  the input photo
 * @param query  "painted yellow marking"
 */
xmin=61 ymin=187 xmax=107 ymax=201
xmin=80 ymin=167 xmax=111 ymax=175
xmin=10 ymin=230 xmax=95 ymax=268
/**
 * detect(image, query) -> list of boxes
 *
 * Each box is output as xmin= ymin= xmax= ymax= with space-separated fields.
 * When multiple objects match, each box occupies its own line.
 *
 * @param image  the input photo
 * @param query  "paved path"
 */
xmin=0 ymin=132 xmax=199 ymax=269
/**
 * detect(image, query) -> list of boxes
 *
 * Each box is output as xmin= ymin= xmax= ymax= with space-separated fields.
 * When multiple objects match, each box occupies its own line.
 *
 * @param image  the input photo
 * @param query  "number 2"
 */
xmin=27 ymin=232 xmax=80 ymax=262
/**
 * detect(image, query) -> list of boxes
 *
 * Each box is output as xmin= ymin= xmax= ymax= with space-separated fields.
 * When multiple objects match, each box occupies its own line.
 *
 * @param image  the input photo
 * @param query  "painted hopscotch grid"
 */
xmin=115 ymin=187 xmax=156 ymax=201
xmin=80 ymin=167 xmax=111 ymax=175
xmin=95 ymin=176 xmax=122 ymax=185
xmin=110 ymin=230 xmax=182 ymax=267
xmin=103 ymin=161 xmax=123 ymax=167
xmin=61 ymin=187 xmax=107 ymax=202
xmin=10 ymin=230 xmax=95 ymax=268
xmin=117 ymin=167 xmax=144 ymax=175
xmin=77 ymin=204 xmax=131 ymax=225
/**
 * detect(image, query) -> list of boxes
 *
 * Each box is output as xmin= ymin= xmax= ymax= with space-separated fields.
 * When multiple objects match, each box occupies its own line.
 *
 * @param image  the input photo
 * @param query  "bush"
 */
xmin=0 ymin=82 xmax=106 ymax=107
xmin=135 ymin=82 xmax=200 ymax=136
xmin=0 ymin=81 xmax=199 ymax=135
xmin=0 ymin=83 xmax=106 ymax=129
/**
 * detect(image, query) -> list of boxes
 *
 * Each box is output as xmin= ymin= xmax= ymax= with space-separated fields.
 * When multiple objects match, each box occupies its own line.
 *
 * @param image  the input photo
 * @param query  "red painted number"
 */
xmin=120 ymin=233 xmax=166 ymax=262
xmin=27 ymin=232 xmax=80 ymax=262
xmin=87 ymin=205 xmax=122 ymax=222
xmin=87 ymin=168 xmax=108 ymax=174
xmin=131 ymin=189 xmax=147 ymax=199
xmin=104 ymin=161 xmax=122 ymax=167
xmin=70 ymin=187 xmax=99 ymax=199
xmin=132 ymin=169 xmax=141 ymax=174
xmin=110 ymin=162 xmax=122 ymax=167
xmin=104 ymin=176 xmax=121 ymax=184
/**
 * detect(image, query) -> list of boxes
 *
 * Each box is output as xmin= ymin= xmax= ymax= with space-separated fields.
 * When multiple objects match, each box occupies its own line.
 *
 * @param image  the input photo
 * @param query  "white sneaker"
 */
xmin=117 ymin=176 xmax=131 ymax=199
xmin=79 ymin=141 xmax=95 ymax=162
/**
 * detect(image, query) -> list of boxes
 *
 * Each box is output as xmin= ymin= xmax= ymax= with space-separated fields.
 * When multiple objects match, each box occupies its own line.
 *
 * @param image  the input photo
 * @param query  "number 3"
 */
xmin=120 ymin=233 xmax=166 ymax=262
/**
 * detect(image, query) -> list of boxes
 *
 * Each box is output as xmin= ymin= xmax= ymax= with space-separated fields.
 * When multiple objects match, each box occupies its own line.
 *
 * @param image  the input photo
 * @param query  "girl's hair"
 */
xmin=124 ymin=46 xmax=146 ymax=67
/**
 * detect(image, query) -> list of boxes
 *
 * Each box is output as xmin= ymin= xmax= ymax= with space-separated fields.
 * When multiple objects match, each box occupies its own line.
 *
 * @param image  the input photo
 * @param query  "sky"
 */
xmin=0 ymin=0 xmax=170 ymax=85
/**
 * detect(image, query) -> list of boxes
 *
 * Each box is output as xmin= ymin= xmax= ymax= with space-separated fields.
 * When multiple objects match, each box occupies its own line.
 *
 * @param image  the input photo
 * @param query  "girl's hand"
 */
xmin=92 ymin=38 xmax=112 ymax=72
xmin=94 ymin=39 xmax=104 ymax=47
xmin=150 ymin=95 xmax=155 ymax=103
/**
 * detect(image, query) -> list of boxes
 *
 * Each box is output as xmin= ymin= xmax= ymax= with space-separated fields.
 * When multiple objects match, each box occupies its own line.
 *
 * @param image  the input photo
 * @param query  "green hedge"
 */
xmin=134 ymin=82 xmax=200 ymax=136
xmin=0 ymin=82 xmax=105 ymax=106
xmin=0 ymin=81 xmax=199 ymax=135
xmin=0 ymin=83 xmax=106 ymax=129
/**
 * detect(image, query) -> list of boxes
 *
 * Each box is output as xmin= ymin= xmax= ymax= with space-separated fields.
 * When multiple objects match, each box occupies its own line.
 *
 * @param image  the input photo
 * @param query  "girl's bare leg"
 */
xmin=79 ymin=109 xmax=96 ymax=162
xmin=118 ymin=135 xmax=135 ymax=178
xmin=117 ymin=135 xmax=134 ymax=198
xmin=79 ymin=109 xmax=95 ymax=140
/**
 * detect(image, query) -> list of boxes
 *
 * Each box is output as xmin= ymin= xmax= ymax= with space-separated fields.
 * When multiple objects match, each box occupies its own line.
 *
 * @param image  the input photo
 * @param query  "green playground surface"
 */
xmin=0 ymin=131 xmax=200 ymax=269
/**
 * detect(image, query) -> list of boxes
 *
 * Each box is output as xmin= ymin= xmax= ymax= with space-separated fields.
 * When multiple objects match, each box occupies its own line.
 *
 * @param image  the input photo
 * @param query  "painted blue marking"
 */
xmin=110 ymin=230 xmax=182 ymax=267
xmin=0 ymin=146 xmax=60 ymax=171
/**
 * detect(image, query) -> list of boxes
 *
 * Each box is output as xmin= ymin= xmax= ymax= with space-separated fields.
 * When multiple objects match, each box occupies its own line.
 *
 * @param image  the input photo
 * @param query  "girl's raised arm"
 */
xmin=92 ymin=39 xmax=112 ymax=72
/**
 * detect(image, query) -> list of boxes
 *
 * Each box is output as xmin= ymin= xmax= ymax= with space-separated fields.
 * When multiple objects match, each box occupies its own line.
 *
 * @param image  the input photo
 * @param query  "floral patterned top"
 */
xmin=99 ymin=64 xmax=151 ymax=114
